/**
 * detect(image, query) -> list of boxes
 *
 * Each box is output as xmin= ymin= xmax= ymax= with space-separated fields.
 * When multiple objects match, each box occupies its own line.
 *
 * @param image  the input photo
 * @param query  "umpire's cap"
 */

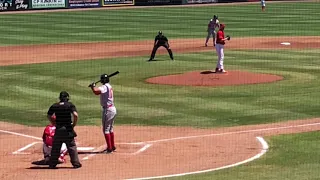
xmin=59 ymin=91 xmax=70 ymax=102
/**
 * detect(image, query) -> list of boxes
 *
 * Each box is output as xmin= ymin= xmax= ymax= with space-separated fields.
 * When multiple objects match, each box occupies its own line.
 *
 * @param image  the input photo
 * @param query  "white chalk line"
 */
xmin=0 ymin=129 xmax=42 ymax=141
xmin=0 ymin=129 xmax=143 ymax=145
xmin=135 ymin=122 xmax=320 ymax=144
xmin=3 ymin=122 xmax=318 ymax=149
xmin=132 ymin=144 xmax=152 ymax=155
xmin=126 ymin=136 xmax=269 ymax=180
xmin=82 ymin=145 xmax=105 ymax=160
xmin=82 ymin=143 xmax=153 ymax=160
xmin=0 ymin=129 xmax=96 ymax=154
xmin=12 ymin=142 xmax=41 ymax=154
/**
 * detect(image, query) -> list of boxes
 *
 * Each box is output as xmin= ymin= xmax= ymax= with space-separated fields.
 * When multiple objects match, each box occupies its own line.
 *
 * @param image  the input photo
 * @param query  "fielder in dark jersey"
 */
xmin=47 ymin=91 xmax=82 ymax=169
xmin=148 ymin=31 xmax=174 ymax=61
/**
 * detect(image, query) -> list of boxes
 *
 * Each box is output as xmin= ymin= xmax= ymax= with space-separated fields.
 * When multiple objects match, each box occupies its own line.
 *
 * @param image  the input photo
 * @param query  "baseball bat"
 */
xmin=88 ymin=71 xmax=120 ymax=87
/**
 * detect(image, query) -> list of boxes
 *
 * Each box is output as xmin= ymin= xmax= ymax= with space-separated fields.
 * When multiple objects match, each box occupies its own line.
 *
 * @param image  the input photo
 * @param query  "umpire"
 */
xmin=47 ymin=91 xmax=82 ymax=169
xmin=148 ymin=31 xmax=174 ymax=61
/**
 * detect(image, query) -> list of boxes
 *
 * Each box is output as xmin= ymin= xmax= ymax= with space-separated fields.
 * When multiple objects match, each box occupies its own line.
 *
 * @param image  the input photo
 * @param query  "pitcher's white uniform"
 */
xmin=215 ymin=24 xmax=228 ymax=73
xmin=205 ymin=18 xmax=220 ymax=46
xmin=99 ymin=83 xmax=117 ymax=152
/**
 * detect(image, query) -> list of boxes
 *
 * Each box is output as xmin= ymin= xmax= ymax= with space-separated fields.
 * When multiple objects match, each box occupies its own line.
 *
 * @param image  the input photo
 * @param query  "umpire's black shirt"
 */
xmin=155 ymin=35 xmax=168 ymax=45
xmin=47 ymin=102 xmax=77 ymax=130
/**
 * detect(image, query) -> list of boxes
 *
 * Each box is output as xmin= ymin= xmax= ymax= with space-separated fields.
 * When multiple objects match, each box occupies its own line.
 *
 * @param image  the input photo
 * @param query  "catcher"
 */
xmin=31 ymin=114 xmax=68 ymax=165
xmin=148 ymin=31 xmax=174 ymax=61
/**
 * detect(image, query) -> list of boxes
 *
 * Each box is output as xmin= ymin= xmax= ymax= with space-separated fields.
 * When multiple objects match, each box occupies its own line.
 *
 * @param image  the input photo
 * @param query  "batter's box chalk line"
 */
xmin=82 ymin=143 xmax=153 ymax=160
xmin=12 ymin=142 xmax=42 ymax=155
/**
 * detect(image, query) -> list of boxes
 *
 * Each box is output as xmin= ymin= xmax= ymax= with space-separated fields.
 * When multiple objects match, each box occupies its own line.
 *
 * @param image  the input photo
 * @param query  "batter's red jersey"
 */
xmin=216 ymin=30 xmax=225 ymax=45
xmin=42 ymin=125 xmax=56 ymax=147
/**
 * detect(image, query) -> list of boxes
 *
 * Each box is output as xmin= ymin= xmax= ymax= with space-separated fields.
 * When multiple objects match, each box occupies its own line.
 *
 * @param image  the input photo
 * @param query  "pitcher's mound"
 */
xmin=146 ymin=70 xmax=283 ymax=86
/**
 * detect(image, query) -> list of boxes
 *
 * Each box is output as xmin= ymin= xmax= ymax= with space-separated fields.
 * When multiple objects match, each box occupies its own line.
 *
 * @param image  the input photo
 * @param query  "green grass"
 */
xmin=168 ymin=131 xmax=320 ymax=180
xmin=1 ymin=49 xmax=320 ymax=127
xmin=0 ymin=3 xmax=319 ymax=180
xmin=0 ymin=2 xmax=319 ymax=45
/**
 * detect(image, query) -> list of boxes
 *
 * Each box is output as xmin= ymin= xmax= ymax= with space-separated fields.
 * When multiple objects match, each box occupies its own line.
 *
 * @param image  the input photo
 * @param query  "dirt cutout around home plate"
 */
xmin=1 ymin=119 xmax=320 ymax=180
xmin=146 ymin=70 xmax=284 ymax=86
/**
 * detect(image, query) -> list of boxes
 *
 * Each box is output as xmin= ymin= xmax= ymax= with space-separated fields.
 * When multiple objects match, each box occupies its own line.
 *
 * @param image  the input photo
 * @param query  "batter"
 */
xmin=89 ymin=74 xmax=117 ymax=153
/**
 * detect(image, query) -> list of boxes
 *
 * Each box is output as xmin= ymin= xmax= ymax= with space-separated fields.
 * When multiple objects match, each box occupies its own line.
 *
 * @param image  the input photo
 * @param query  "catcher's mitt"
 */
xmin=226 ymin=35 xmax=231 ymax=40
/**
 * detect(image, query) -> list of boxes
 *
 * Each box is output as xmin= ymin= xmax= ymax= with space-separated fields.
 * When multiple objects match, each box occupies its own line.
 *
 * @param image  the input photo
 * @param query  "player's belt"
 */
xmin=103 ymin=104 xmax=114 ymax=108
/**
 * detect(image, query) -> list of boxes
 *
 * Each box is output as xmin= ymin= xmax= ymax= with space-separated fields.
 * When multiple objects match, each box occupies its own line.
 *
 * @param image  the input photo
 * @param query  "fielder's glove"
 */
xmin=226 ymin=35 xmax=231 ymax=40
xmin=88 ymin=82 xmax=96 ymax=88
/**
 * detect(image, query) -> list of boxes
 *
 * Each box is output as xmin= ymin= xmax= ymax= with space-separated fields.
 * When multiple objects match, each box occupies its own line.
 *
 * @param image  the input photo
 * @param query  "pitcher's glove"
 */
xmin=226 ymin=35 xmax=231 ymax=40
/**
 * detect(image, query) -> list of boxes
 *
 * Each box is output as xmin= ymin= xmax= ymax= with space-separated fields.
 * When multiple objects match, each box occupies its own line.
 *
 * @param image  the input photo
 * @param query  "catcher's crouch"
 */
xmin=148 ymin=31 xmax=174 ymax=61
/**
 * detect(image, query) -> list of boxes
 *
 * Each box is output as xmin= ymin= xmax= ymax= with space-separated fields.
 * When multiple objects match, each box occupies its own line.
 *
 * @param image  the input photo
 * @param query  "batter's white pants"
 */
xmin=102 ymin=107 xmax=117 ymax=134
xmin=215 ymin=44 xmax=224 ymax=70
xmin=261 ymin=0 xmax=266 ymax=7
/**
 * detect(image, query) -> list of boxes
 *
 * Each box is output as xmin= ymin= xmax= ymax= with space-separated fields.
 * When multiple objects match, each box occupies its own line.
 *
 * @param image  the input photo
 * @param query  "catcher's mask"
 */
xmin=158 ymin=31 xmax=163 ymax=35
xmin=100 ymin=74 xmax=110 ymax=84
xmin=59 ymin=91 xmax=70 ymax=102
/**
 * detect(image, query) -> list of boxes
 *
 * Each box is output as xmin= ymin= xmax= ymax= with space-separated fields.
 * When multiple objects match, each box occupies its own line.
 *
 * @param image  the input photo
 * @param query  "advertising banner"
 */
xmin=68 ymin=0 xmax=100 ymax=8
xmin=134 ymin=0 xmax=184 ymax=6
xmin=187 ymin=0 xmax=217 ymax=3
xmin=14 ymin=0 xmax=29 ymax=9
xmin=31 ymin=0 xmax=66 ymax=9
xmin=102 ymin=0 xmax=133 ymax=6
xmin=0 ymin=0 xmax=28 ymax=11
xmin=0 ymin=0 xmax=14 ymax=11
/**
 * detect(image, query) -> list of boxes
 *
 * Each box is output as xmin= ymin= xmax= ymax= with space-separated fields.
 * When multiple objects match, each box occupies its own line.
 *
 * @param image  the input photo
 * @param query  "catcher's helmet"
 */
xmin=213 ymin=15 xmax=218 ymax=19
xmin=158 ymin=31 xmax=163 ymax=35
xmin=220 ymin=23 xmax=225 ymax=30
xmin=100 ymin=74 xmax=110 ymax=84
xmin=59 ymin=91 xmax=70 ymax=102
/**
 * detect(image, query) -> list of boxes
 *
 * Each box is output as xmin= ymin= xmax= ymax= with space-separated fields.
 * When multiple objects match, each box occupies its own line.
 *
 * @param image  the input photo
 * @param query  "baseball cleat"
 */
xmin=31 ymin=159 xmax=50 ymax=165
xmin=49 ymin=164 xmax=58 ymax=169
xmin=103 ymin=148 xmax=113 ymax=154
xmin=73 ymin=163 xmax=82 ymax=169
xmin=205 ymin=43 xmax=208 ymax=47
xmin=220 ymin=69 xmax=227 ymax=73
xmin=112 ymin=147 xmax=117 ymax=152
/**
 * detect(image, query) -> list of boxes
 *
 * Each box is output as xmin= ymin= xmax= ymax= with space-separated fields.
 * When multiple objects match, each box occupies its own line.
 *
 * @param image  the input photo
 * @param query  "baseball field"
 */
xmin=0 ymin=1 xmax=320 ymax=180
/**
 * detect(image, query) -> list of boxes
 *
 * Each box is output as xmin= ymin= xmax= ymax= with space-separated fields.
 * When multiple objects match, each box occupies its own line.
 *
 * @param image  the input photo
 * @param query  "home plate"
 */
xmin=280 ymin=42 xmax=291 ymax=45
xmin=78 ymin=147 xmax=95 ymax=151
